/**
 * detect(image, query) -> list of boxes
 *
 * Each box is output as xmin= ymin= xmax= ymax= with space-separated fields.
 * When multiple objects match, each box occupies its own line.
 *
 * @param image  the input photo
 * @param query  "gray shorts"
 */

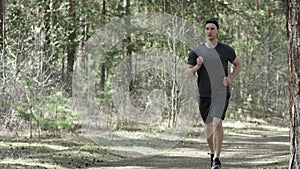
xmin=198 ymin=93 xmax=230 ymax=124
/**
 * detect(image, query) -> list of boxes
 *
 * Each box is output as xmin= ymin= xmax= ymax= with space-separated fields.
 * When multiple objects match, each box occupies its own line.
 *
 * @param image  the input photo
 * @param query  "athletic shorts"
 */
xmin=198 ymin=93 xmax=230 ymax=124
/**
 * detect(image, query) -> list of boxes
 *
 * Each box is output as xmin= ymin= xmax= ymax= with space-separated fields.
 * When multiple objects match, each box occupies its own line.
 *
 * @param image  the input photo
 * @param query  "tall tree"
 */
xmin=0 ymin=0 xmax=5 ymax=84
xmin=99 ymin=0 xmax=106 ymax=98
xmin=122 ymin=0 xmax=131 ymax=87
xmin=0 ymin=0 xmax=3 ymax=49
xmin=66 ymin=0 xmax=76 ymax=96
xmin=287 ymin=0 xmax=300 ymax=168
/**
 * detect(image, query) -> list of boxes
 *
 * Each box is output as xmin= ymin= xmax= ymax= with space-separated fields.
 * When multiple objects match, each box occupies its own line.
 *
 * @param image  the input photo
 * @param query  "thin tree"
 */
xmin=0 ymin=0 xmax=3 ymax=49
xmin=287 ymin=0 xmax=300 ymax=168
xmin=66 ymin=0 xmax=76 ymax=96
xmin=0 ymin=0 xmax=5 ymax=86
xmin=125 ymin=0 xmax=131 ymax=126
xmin=99 ymin=0 xmax=106 ymax=99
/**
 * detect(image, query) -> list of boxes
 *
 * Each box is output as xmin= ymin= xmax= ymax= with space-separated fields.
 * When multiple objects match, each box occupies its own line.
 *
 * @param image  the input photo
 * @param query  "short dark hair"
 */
xmin=205 ymin=19 xmax=219 ymax=29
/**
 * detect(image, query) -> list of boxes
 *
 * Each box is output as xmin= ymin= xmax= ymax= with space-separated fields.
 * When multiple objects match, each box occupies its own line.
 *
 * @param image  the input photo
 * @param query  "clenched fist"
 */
xmin=197 ymin=56 xmax=203 ymax=67
xmin=223 ymin=77 xmax=232 ymax=86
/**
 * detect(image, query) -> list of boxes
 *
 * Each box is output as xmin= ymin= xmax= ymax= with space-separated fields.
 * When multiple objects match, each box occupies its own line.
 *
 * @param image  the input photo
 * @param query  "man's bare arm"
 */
xmin=223 ymin=57 xmax=242 ymax=86
xmin=185 ymin=56 xmax=203 ymax=79
xmin=185 ymin=64 xmax=201 ymax=78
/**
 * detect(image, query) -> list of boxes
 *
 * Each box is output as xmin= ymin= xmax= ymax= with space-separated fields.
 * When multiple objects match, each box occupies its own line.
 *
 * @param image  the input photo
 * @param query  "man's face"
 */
xmin=205 ymin=23 xmax=219 ymax=40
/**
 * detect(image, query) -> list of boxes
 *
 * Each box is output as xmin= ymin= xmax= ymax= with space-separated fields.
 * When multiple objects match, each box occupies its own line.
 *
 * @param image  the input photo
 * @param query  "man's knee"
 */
xmin=205 ymin=121 xmax=213 ymax=129
xmin=213 ymin=118 xmax=222 ymax=129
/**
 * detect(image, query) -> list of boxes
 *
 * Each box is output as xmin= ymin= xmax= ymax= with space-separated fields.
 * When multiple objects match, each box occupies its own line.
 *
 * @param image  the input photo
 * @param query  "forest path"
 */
xmin=0 ymin=119 xmax=289 ymax=169
xmin=97 ymin=119 xmax=289 ymax=169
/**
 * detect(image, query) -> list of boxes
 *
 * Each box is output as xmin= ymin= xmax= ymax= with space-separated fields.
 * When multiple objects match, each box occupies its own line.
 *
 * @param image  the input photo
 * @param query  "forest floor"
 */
xmin=0 ymin=118 xmax=290 ymax=169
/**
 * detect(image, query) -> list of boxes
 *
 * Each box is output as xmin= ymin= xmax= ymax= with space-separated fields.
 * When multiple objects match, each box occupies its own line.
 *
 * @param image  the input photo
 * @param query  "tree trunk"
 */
xmin=124 ymin=0 xmax=131 ymax=84
xmin=66 ymin=0 xmax=76 ymax=96
xmin=99 ymin=0 xmax=106 ymax=99
xmin=117 ymin=0 xmax=131 ymax=130
xmin=255 ymin=0 xmax=259 ymax=11
xmin=0 ymin=0 xmax=5 ymax=85
xmin=287 ymin=0 xmax=300 ymax=168
xmin=0 ymin=0 xmax=3 ymax=49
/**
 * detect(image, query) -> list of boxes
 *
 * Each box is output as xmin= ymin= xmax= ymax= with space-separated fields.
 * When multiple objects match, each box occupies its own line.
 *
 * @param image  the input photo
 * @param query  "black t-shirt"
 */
xmin=187 ymin=42 xmax=237 ymax=97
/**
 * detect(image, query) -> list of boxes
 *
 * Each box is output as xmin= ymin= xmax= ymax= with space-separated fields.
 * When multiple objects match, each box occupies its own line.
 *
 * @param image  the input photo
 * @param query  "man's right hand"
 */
xmin=185 ymin=56 xmax=204 ymax=79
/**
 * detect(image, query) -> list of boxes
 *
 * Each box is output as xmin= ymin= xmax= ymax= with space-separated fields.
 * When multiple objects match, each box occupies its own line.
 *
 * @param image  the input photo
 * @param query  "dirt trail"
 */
xmin=0 ymin=119 xmax=289 ymax=169
xmin=97 ymin=119 xmax=290 ymax=169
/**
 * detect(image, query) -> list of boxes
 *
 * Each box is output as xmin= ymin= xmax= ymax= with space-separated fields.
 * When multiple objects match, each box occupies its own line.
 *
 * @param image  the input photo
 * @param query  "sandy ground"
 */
xmin=96 ymin=119 xmax=290 ymax=169
xmin=0 ymin=119 xmax=289 ymax=169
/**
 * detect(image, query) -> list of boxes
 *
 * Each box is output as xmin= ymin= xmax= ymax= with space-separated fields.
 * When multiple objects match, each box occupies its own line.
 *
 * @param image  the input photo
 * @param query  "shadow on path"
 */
xmin=93 ymin=121 xmax=290 ymax=169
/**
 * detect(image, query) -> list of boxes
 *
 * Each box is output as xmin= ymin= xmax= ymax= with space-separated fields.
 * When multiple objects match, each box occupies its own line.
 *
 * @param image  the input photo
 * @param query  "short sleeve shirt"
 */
xmin=187 ymin=42 xmax=237 ymax=97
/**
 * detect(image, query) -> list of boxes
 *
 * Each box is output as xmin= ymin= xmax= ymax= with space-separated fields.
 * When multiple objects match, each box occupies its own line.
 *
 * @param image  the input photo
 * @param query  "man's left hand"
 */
xmin=223 ymin=77 xmax=232 ymax=86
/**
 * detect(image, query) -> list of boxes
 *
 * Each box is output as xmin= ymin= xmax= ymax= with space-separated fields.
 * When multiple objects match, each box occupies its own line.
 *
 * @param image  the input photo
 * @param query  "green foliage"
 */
xmin=37 ymin=92 xmax=77 ymax=131
xmin=7 ymin=90 xmax=77 ymax=131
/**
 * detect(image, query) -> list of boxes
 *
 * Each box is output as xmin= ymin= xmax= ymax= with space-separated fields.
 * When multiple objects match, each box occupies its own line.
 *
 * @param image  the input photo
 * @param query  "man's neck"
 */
xmin=205 ymin=39 xmax=218 ymax=48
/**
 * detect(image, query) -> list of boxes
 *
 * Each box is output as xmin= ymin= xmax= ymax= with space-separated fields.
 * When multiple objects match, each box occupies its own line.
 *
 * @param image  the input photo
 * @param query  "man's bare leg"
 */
xmin=204 ymin=122 xmax=214 ymax=153
xmin=205 ymin=121 xmax=215 ymax=167
xmin=213 ymin=117 xmax=223 ymax=158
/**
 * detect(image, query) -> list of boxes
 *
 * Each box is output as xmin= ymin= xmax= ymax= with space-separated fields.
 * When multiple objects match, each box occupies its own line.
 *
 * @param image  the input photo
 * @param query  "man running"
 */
xmin=186 ymin=19 xmax=242 ymax=169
